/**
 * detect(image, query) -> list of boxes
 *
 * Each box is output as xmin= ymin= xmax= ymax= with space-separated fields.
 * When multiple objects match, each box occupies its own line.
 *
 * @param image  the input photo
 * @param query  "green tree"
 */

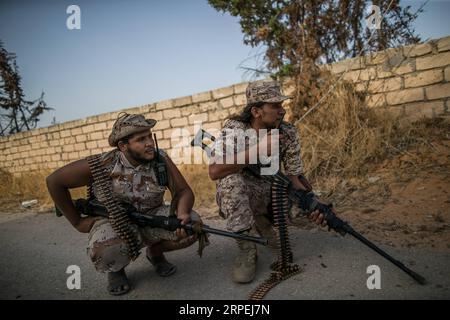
xmin=0 ymin=41 xmax=52 ymax=136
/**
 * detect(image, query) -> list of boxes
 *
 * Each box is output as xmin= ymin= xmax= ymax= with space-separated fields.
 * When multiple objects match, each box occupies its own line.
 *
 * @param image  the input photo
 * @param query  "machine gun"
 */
xmin=56 ymin=198 xmax=268 ymax=246
xmin=191 ymin=128 xmax=426 ymax=286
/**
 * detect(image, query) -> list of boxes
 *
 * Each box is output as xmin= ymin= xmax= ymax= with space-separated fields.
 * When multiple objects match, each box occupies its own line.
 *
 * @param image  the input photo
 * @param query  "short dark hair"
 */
xmin=117 ymin=132 xmax=136 ymax=147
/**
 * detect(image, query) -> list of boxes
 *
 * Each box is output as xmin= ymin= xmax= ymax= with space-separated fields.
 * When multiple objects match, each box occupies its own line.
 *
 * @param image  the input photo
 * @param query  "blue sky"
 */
xmin=0 ymin=0 xmax=449 ymax=128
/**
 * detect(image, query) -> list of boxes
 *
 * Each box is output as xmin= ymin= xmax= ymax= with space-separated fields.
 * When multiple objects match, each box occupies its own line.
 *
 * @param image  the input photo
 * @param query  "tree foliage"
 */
xmin=208 ymin=0 xmax=421 ymax=119
xmin=0 ymin=41 xmax=52 ymax=136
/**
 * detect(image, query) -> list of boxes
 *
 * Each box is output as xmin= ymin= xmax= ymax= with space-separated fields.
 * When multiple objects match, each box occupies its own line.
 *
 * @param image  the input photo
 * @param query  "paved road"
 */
xmin=0 ymin=212 xmax=449 ymax=300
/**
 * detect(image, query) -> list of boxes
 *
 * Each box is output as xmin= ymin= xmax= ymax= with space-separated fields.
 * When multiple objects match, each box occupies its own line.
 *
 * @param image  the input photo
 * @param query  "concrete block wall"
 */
xmin=0 ymin=82 xmax=248 ymax=176
xmin=329 ymin=35 xmax=450 ymax=119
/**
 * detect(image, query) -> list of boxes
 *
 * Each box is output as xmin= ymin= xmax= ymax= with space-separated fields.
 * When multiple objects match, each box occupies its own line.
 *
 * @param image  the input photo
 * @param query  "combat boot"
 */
xmin=232 ymin=238 xmax=257 ymax=283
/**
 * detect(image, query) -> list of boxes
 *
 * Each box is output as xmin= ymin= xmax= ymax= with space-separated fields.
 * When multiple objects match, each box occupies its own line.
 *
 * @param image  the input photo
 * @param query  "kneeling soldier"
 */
xmin=209 ymin=81 xmax=327 ymax=283
xmin=47 ymin=113 xmax=200 ymax=295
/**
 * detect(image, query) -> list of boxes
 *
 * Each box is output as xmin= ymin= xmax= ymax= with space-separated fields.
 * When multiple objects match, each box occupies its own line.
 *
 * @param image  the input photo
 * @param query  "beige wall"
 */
xmin=1 ymin=36 xmax=449 ymax=176
xmin=328 ymin=35 xmax=450 ymax=119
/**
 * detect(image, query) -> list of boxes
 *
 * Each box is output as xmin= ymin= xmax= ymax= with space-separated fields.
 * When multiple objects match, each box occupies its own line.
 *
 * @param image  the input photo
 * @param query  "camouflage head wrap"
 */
xmin=246 ymin=80 xmax=291 ymax=105
xmin=108 ymin=112 xmax=157 ymax=147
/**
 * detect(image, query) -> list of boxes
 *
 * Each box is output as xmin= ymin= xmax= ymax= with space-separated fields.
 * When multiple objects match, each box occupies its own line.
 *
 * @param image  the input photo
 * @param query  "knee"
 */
xmin=87 ymin=219 xmax=138 ymax=272
xmin=88 ymin=241 xmax=131 ymax=273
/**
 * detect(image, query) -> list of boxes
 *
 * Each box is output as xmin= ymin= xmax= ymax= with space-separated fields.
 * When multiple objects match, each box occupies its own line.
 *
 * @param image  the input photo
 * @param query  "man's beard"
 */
xmin=263 ymin=120 xmax=277 ymax=130
xmin=128 ymin=148 xmax=152 ymax=164
xmin=260 ymin=111 xmax=278 ymax=129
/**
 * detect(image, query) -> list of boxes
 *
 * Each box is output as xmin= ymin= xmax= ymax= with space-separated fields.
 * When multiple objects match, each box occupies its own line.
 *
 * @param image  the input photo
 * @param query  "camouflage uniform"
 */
xmin=215 ymin=119 xmax=302 ymax=233
xmin=214 ymin=81 xmax=303 ymax=233
xmin=86 ymin=114 xmax=198 ymax=273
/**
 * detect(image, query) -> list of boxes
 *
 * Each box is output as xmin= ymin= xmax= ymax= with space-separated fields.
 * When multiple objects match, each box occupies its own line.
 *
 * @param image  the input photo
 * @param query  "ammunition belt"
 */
xmin=86 ymin=154 xmax=140 ymax=260
xmin=249 ymin=174 xmax=301 ymax=300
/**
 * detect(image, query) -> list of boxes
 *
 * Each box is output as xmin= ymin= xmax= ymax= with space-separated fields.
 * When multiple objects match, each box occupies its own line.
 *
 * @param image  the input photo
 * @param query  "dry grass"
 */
xmin=288 ymin=79 xmax=450 ymax=196
xmin=176 ymin=164 xmax=219 ymax=215
xmin=0 ymin=165 xmax=216 ymax=214
xmin=0 ymin=169 xmax=86 ymax=213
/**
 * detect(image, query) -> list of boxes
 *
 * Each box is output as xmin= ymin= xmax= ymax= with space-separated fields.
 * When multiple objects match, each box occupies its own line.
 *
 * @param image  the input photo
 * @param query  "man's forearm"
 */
xmin=46 ymin=177 xmax=81 ymax=226
xmin=176 ymin=188 xmax=195 ymax=216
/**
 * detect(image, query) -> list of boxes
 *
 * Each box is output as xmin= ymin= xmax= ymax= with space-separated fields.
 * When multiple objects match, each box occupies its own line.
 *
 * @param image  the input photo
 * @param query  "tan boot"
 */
xmin=232 ymin=238 xmax=257 ymax=283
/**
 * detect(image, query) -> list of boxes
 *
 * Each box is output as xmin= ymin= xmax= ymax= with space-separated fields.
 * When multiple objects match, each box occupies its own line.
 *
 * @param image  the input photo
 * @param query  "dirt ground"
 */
xmin=339 ymin=140 xmax=449 ymax=251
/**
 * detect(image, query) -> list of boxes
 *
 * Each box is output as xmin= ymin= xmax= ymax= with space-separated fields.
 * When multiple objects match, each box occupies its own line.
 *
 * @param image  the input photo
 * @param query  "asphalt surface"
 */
xmin=0 ymin=212 xmax=449 ymax=300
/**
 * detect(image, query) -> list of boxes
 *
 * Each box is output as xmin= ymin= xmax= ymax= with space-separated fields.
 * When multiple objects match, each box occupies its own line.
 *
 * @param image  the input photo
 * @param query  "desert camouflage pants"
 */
xmin=87 ymin=204 xmax=199 ymax=273
xmin=216 ymin=172 xmax=273 ymax=233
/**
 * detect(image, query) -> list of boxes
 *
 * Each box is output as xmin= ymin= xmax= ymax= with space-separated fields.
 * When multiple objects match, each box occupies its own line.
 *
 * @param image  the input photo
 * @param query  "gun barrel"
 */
xmin=347 ymin=228 xmax=426 ymax=285
xmin=131 ymin=215 xmax=268 ymax=245
xmin=291 ymin=192 xmax=427 ymax=285
xmin=200 ymin=225 xmax=268 ymax=245
xmin=296 ymin=193 xmax=427 ymax=285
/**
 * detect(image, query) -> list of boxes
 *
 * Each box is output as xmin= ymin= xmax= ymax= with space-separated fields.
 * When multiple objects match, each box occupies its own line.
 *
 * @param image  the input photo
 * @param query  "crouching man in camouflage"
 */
xmin=47 ymin=113 xmax=201 ymax=295
xmin=209 ymin=81 xmax=328 ymax=283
